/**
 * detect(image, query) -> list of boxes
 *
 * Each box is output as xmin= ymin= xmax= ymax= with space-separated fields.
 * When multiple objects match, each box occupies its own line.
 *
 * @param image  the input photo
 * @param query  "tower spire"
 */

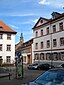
xmin=20 ymin=32 xmax=24 ymax=43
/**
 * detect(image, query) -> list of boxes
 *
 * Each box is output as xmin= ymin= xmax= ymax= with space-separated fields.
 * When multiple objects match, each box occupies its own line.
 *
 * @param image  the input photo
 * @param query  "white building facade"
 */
xmin=32 ymin=12 xmax=64 ymax=66
xmin=0 ymin=21 xmax=17 ymax=65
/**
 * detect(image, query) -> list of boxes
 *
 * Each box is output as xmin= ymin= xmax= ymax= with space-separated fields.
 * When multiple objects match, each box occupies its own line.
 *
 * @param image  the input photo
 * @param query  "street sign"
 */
xmin=17 ymin=52 xmax=22 ymax=63
xmin=17 ymin=52 xmax=21 ymax=58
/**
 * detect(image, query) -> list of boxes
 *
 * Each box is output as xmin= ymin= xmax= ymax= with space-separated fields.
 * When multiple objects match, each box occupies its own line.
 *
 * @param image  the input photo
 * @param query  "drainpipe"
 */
xmin=50 ymin=23 xmax=53 ymax=68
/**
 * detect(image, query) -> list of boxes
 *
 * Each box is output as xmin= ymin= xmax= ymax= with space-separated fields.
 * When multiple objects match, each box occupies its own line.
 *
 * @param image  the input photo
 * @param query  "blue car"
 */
xmin=22 ymin=68 xmax=64 ymax=85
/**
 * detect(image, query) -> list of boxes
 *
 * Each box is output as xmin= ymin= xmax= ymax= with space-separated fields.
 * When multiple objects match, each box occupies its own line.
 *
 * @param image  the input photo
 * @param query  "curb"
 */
xmin=0 ymin=73 xmax=12 ymax=79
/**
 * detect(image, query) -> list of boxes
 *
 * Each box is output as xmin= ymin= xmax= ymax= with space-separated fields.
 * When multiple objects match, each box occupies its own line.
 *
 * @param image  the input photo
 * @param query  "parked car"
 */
xmin=22 ymin=68 xmax=64 ymax=85
xmin=56 ymin=63 xmax=64 ymax=68
xmin=27 ymin=63 xmax=38 ymax=70
xmin=37 ymin=63 xmax=54 ymax=70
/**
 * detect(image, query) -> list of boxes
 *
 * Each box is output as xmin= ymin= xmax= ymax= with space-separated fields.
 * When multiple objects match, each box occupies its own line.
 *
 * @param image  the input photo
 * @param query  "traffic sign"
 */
xmin=17 ymin=52 xmax=21 ymax=58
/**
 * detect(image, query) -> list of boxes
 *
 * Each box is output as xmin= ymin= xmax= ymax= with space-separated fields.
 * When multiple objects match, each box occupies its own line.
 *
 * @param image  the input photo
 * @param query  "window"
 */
xmin=59 ymin=22 xmax=63 ymax=31
xmin=0 ymin=56 xmax=2 ymax=59
xmin=41 ymin=42 xmax=43 ymax=49
xmin=0 ymin=56 xmax=2 ymax=65
xmin=7 ymin=33 xmax=11 ymax=40
xmin=40 ymin=19 xmax=43 ymax=23
xmin=34 ymin=54 xmax=39 ymax=60
xmin=0 ymin=26 xmax=3 ymax=29
xmin=53 ymin=53 xmax=58 ymax=61
xmin=6 ymin=56 xmax=11 ymax=63
xmin=7 ymin=45 xmax=11 ymax=51
xmin=40 ymin=53 xmax=44 ymax=60
xmin=35 ymin=31 xmax=38 ymax=37
xmin=59 ymin=52 xmax=64 ymax=60
xmin=41 ymin=29 xmax=43 ymax=36
xmin=0 ymin=44 xmax=2 ymax=51
xmin=60 ymin=37 xmax=64 ymax=46
xmin=53 ymin=25 xmax=56 ymax=33
xmin=35 ymin=43 xmax=38 ymax=49
xmin=0 ymin=34 xmax=3 ymax=39
xmin=53 ymin=39 xmax=57 ymax=47
xmin=47 ymin=40 xmax=50 ymax=48
xmin=46 ymin=27 xmax=49 ymax=35
xmin=46 ymin=53 xmax=50 ymax=60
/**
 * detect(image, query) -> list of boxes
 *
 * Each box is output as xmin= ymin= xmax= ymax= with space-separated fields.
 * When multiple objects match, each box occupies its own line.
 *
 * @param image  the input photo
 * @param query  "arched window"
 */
xmin=59 ymin=52 xmax=64 ymax=61
xmin=40 ymin=53 xmax=44 ymax=60
xmin=53 ymin=53 xmax=58 ymax=61
xmin=46 ymin=53 xmax=50 ymax=60
xmin=34 ymin=53 xmax=39 ymax=60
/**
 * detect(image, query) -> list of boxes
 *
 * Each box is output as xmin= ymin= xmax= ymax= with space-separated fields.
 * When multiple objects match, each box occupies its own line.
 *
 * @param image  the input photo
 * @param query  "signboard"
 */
xmin=17 ymin=52 xmax=21 ymax=58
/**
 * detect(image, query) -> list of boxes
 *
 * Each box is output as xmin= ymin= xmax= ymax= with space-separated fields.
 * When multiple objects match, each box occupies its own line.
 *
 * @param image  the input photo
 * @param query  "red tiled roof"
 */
xmin=0 ymin=21 xmax=17 ymax=34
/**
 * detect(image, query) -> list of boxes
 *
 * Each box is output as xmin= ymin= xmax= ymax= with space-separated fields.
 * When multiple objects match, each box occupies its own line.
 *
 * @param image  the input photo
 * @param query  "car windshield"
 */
xmin=35 ymin=70 xmax=64 ymax=85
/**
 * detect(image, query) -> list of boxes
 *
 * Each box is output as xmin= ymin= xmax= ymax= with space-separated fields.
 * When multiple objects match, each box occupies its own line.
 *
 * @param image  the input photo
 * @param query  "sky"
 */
xmin=0 ymin=0 xmax=64 ymax=44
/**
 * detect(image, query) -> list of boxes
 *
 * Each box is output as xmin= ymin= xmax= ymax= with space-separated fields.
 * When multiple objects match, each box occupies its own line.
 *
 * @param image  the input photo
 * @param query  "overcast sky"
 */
xmin=0 ymin=0 xmax=64 ymax=43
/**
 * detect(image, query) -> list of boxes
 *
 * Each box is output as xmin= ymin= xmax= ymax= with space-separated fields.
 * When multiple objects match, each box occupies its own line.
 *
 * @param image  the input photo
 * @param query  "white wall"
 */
xmin=0 ymin=33 xmax=15 ymax=64
xmin=32 ymin=17 xmax=64 ymax=63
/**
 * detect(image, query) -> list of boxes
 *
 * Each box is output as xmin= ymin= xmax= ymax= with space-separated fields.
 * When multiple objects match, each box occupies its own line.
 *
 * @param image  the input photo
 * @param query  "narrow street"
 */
xmin=0 ymin=65 xmax=44 ymax=85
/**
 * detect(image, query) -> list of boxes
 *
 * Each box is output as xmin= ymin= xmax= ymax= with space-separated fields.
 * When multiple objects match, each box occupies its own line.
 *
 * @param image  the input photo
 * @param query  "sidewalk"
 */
xmin=0 ymin=73 xmax=9 ymax=78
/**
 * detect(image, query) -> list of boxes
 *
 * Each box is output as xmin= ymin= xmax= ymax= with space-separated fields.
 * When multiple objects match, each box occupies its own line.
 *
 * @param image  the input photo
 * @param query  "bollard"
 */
xmin=9 ymin=73 xmax=10 ymax=80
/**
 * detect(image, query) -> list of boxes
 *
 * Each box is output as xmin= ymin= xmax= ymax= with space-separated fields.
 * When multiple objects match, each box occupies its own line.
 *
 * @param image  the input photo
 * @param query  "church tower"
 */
xmin=20 ymin=32 xmax=24 ymax=43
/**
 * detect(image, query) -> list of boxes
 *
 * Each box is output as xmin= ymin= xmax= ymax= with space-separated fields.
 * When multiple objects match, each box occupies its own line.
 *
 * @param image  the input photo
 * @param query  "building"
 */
xmin=15 ymin=33 xmax=33 ymax=64
xmin=0 ymin=21 xmax=17 ymax=66
xmin=32 ymin=12 xmax=64 ymax=66
xmin=21 ymin=38 xmax=33 ymax=64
